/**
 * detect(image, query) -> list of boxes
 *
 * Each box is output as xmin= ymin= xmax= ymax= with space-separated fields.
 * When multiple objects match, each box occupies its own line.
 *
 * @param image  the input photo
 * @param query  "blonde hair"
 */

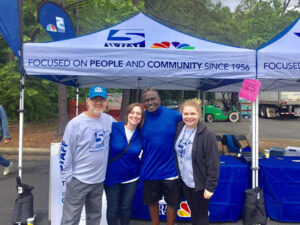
xmin=180 ymin=99 xmax=202 ymax=119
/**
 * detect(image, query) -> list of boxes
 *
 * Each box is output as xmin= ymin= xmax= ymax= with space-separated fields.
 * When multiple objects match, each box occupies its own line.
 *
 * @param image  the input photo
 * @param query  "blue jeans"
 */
xmin=0 ymin=155 xmax=10 ymax=167
xmin=0 ymin=136 xmax=10 ymax=167
xmin=104 ymin=181 xmax=138 ymax=225
xmin=0 ymin=136 xmax=9 ymax=167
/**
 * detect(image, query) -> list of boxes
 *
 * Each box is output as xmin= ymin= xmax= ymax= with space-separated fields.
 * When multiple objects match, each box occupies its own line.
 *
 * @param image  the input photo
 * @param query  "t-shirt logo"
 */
xmin=90 ymin=129 xmax=106 ymax=152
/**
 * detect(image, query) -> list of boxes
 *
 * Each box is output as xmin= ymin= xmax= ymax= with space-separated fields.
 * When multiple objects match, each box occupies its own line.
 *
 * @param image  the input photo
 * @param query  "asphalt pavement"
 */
xmin=0 ymin=159 xmax=299 ymax=225
xmin=207 ymin=117 xmax=300 ymax=140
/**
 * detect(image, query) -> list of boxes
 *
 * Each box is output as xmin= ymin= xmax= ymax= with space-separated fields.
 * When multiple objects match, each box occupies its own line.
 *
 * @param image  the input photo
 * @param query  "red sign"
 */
xmin=239 ymin=79 xmax=261 ymax=102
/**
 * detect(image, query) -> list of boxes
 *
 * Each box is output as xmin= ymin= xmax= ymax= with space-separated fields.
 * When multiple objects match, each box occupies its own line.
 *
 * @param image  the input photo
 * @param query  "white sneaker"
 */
xmin=3 ymin=161 xmax=13 ymax=176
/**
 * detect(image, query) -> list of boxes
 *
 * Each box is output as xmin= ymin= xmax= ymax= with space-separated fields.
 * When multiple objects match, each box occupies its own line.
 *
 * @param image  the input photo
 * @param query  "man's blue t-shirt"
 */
xmin=141 ymin=106 xmax=182 ymax=180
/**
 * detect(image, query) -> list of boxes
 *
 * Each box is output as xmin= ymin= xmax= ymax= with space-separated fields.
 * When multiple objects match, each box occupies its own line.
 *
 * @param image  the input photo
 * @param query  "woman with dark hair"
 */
xmin=105 ymin=103 xmax=144 ymax=225
xmin=175 ymin=99 xmax=220 ymax=225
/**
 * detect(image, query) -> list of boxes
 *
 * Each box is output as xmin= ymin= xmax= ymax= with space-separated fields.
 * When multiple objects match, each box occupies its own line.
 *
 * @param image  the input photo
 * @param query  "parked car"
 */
xmin=162 ymin=99 xmax=179 ymax=110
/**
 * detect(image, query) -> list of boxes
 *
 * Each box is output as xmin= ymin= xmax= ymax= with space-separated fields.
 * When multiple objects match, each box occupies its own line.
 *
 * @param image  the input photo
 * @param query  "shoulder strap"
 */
xmin=108 ymin=136 xmax=136 ymax=164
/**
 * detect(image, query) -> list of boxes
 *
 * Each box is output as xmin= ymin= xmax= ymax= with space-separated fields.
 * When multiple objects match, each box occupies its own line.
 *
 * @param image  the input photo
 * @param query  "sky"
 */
xmin=214 ymin=0 xmax=299 ymax=12
xmin=215 ymin=0 xmax=241 ymax=11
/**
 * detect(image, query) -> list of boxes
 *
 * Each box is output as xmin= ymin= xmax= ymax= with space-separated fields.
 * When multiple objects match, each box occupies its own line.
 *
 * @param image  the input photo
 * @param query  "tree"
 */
xmin=235 ymin=0 xmax=299 ymax=48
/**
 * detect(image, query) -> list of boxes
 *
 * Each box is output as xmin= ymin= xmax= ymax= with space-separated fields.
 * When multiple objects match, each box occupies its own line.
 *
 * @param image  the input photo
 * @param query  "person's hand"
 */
xmin=3 ymin=139 xmax=10 ymax=144
xmin=203 ymin=189 xmax=213 ymax=199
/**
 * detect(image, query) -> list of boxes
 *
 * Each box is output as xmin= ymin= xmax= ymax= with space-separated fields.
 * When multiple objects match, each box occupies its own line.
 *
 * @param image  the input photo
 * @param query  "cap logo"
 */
xmin=94 ymin=87 xmax=103 ymax=93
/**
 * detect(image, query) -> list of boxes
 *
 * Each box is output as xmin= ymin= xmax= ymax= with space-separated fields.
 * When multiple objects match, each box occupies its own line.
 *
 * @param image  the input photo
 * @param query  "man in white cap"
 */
xmin=60 ymin=86 xmax=115 ymax=225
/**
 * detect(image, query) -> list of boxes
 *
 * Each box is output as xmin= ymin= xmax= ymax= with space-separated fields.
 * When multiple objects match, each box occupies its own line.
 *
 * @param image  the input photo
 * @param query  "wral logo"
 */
xmin=90 ymin=129 xmax=106 ymax=152
xmin=104 ymin=29 xmax=145 ymax=48
xmin=94 ymin=87 xmax=103 ymax=93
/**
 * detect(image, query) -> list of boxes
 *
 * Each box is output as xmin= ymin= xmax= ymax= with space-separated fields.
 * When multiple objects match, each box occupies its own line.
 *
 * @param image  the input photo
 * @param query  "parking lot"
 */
xmin=207 ymin=117 xmax=300 ymax=140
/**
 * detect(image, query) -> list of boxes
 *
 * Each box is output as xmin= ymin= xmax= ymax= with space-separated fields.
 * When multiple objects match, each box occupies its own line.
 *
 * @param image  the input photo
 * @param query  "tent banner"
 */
xmin=38 ymin=1 xmax=75 ymax=41
xmin=258 ymin=52 xmax=300 ymax=79
xmin=0 ymin=0 xmax=20 ymax=58
xmin=24 ymin=13 xmax=256 ymax=80
xmin=23 ymin=46 xmax=256 ymax=79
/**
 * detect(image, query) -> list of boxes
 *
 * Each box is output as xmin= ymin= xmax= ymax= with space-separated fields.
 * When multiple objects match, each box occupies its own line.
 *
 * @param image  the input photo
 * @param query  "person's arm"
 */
xmin=0 ymin=106 xmax=11 ymax=141
xmin=59 ymin=121 xmax=76 ymax=183
xmin=204 ymin=131 xmax=220 ymax=197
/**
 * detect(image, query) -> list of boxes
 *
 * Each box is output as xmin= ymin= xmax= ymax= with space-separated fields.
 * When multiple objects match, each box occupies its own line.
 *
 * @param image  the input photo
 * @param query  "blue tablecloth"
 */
xmin=259 ymin=156 xmax=300 ymax=222
xmin=131 ymin=155 xmax=249 ymax=222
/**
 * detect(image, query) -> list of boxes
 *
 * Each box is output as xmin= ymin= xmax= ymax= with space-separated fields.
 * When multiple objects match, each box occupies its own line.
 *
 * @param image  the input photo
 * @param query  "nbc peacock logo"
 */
xmin=151 ymin=41 xmax=195 ymax=50
xmin=46 ymin=24 xmax=57 ymax=32
xmin=177 ymin=201 xmax=191 ymax=217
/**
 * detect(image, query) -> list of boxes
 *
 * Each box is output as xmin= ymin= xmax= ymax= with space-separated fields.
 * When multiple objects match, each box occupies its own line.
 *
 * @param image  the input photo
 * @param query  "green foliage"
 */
xmin=0 ymin=61 xmax=58 ymax=122
xmin=235 ymin=0 xmax=300 ymax=48
xmin=144 ymin=0 xmax=299 ymax=48
xmin=65 ymin=0 xmax=144 ymax=34
xmin=0 ymin=62 xmax=20 ymax=120
xmin=144 ymin=0 xmax=239 ymax=45
xmin=24 ymin=76 xmax=58 ymax=121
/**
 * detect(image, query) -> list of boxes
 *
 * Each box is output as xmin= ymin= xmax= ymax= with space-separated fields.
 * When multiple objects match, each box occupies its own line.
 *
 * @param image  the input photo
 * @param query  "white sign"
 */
xmin=107 ymin=93 xmax=122 ymax=110
xmin=50 ymin=143 xmax=107 ymax=225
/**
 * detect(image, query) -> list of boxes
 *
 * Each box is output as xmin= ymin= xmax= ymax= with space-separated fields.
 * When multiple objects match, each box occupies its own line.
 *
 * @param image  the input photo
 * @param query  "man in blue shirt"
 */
xmin=141 ymin=87 xmax=182 ymax=225
xmin=0 ymin=105 xmax=13 ymax=176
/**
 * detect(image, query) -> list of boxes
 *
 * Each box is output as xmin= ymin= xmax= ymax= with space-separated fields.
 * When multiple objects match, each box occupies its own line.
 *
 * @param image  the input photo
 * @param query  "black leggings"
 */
xmin=183 ymin=183 xmax=210 ymax=225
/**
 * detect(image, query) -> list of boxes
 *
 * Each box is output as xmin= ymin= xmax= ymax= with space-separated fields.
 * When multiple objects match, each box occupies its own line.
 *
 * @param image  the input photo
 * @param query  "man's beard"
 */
xmin=93 ymin=109 xmax=103 ymax=115
xmin=90 ymin=105 xmax=103 ymax=115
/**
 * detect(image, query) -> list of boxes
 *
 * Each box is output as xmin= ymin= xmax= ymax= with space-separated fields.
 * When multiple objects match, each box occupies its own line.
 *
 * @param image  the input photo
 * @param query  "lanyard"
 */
xmin=178 ymin=126 xmax=196 ymax=159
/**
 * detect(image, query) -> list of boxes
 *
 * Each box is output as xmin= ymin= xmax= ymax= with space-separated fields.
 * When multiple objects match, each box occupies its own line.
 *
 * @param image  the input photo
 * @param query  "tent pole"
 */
xmin=202 ymin=91 xmax=205 ymax=123
xmin=18 ymin=75 xmax=25 ymax=179
xmin=251 ymin=100 xmax=256 ymax=188
xmin=255 ymin=95 xmax=259 ymax=187
xmin=76 ymin=88 xmax=79 ymax=116
xmin=17 ymin=0 xmax=24 ymax=179
xmin=251 ymin=97 xmax=259 ymax=188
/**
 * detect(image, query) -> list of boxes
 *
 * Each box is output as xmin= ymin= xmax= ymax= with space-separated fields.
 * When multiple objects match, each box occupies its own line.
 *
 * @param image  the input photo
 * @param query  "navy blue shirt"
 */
xmin=141 ymin=106 xmax=182 ymax=180
xmin=105 ymin=121 xmax=143 ymax=187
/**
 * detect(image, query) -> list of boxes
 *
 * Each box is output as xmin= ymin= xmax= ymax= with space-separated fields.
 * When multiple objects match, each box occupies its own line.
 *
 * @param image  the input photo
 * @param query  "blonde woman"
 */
xmin=175 ymin=99 xmax=220 ymax=225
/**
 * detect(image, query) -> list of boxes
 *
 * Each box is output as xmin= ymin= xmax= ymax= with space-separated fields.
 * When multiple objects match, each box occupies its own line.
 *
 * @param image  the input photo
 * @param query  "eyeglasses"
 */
xmin=90 ymin=97 xmax=106 ymax=103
